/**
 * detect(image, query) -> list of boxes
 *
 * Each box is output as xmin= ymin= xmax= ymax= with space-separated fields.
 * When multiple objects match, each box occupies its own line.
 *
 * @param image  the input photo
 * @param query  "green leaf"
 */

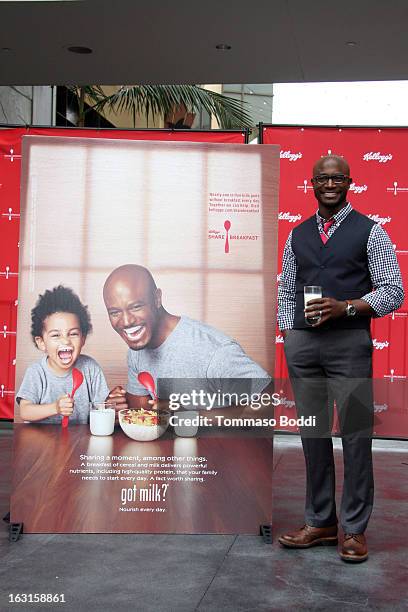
xmin=74 ymin=84 xmax=252 ymax=129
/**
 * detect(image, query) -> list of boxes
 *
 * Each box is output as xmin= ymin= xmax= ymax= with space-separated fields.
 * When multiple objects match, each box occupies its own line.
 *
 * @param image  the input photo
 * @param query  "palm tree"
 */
xmin=72 ymin=85 xmax=253 ymax=129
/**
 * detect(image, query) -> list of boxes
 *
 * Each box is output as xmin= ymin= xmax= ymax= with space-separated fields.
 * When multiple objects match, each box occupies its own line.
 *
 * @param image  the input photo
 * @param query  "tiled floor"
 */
xmin=1 ymin=429 xmax=407 ymax=611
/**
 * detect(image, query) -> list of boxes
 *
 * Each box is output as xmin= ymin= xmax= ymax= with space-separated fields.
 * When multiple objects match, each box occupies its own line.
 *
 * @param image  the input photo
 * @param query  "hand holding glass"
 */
xmin=304 ymin=286 xmax=322 ymax=326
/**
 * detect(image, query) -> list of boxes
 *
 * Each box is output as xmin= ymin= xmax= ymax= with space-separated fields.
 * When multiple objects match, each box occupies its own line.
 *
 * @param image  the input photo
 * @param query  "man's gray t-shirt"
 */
xmin=16 ymin=354 xmax=109 ymax=424
xmin=127 ymin=316 xmax=271 ymax=399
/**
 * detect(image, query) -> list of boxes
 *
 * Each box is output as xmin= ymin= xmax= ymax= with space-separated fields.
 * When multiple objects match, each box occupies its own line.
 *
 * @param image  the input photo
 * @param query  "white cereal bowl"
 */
xmin=118 ymin=409 xmax=169 ymax=442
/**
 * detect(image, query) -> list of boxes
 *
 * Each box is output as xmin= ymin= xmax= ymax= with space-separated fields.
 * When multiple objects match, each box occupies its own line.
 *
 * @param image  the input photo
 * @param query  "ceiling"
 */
xmin=1 ymin=0 xmax=408 ymax=86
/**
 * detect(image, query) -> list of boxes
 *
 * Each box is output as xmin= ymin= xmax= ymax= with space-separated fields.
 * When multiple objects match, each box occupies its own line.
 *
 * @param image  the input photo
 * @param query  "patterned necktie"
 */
xmin=321 ymin=219 xmax=334 ymax=244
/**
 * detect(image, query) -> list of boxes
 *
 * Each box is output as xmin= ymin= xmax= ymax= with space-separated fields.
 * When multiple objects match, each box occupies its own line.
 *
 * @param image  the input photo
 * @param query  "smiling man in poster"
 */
xmin=103 ymin=264 xmax=273 ymax=415
xmin=277 ymin=154 xmax=404 ymax=562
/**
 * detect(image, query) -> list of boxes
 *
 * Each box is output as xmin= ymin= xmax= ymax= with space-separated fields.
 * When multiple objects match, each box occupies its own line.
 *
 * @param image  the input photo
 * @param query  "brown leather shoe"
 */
xmin=278 ymin=524 xmax=338 ymax=548
xmin=340 ymin=533 xmax=368 ymax=563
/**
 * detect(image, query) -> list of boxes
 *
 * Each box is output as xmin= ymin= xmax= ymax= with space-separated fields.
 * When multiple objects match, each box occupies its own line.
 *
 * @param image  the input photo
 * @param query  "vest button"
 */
xmin=320 ymin=265 xmax=325 ymax=269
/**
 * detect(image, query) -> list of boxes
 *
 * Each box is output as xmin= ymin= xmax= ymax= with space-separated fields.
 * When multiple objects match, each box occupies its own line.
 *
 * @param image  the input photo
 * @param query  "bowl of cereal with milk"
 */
xmin=118 ymin=408 xmax=170 ymax=441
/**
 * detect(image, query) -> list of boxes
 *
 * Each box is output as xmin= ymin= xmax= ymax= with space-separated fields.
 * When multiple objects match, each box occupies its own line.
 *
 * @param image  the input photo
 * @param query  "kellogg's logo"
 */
xmin=350 ymin=183 xmax=368 ymax=194
xmin=374 ymin=403 xmax=388 ymax=413
xmin=372 ymin=339 xmax=389 ymax=350
xmin=367 ymin=214 xmax=391 ymax=226
xmin=363 ymin=152 xmax=393 ymax=163
xmin=280 ymin=150 xmax=302 ymax=162
xmin=275 ymin=334 xmax=284 ymax=344
xmin=279 ymin=397 xmax=296 ymax=409
xmin=278 ymin=212 xmax=302 ymax=223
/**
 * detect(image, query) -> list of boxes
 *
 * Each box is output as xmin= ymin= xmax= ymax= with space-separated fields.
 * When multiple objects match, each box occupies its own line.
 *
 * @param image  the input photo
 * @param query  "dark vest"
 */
xmin=291 ymin=209 xmax=375 ymax=330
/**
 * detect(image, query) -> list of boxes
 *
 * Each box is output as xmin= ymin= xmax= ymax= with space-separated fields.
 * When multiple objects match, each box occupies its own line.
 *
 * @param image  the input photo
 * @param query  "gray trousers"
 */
xmin=284 ymin=328 xmax=374 ymax=533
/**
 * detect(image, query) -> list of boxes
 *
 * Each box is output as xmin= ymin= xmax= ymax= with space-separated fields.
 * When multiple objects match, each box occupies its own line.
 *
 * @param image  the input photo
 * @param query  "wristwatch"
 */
xmin=345 ymin=300 xmax=357 ymax=317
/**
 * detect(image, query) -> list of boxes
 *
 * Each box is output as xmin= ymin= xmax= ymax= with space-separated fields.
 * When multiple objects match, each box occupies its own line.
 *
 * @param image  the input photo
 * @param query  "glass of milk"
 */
xmin=304 ymin=286 xmax=322 ymax=325
xmin=90 ymin=402 xmax=115 ymax=436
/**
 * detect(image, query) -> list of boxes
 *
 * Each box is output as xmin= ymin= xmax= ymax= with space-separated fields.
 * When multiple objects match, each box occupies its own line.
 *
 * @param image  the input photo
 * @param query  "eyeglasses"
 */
xmin=311 ymin=174 xmax=350 ymax=185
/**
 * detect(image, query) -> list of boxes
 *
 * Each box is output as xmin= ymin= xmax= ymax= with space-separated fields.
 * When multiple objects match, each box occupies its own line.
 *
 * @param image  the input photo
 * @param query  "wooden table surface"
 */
xmin=11 ymin=424 xmax=273 ymax=534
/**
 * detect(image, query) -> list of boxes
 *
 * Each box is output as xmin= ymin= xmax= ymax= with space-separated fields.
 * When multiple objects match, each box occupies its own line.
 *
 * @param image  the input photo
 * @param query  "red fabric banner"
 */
xmin=0 ymin=127 xmax=246 ymax=419
xmin=263 ymin=125 xmax=408 ymax=438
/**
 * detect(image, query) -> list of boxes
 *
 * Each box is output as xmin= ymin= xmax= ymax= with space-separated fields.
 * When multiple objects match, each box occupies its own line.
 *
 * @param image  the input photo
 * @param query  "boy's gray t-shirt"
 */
xmin=127 ymin=316 xmax=271 ymax=399
xmin=16 ymin=354 xmax=109 ymax=424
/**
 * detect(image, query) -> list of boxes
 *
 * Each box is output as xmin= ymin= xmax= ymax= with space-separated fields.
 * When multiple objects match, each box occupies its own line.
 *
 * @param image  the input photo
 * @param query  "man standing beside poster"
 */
xmin=104 ymin=264 xmax=271 ymax=410
xmin=277 ymin=155 xmax=404 ymax=562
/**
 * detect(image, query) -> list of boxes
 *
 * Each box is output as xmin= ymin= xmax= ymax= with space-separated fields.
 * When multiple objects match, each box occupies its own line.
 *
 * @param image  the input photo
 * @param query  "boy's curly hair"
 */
xmin=31 ymin=286 xmax=92 ymax=345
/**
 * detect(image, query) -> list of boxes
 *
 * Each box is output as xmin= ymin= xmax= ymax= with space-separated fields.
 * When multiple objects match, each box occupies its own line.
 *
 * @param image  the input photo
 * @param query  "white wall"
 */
xmin=272 ymin=81 xmax=408 ymax=126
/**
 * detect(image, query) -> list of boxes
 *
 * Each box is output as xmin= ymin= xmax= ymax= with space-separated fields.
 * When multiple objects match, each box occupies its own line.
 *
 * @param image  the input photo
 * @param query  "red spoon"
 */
xmin=62 ymin=367 xmax=84 ymax=428
xmin=224 ymin=220 xmax=231 ymax=254
xmin=137 ymin=371 xmax=158 ymax=401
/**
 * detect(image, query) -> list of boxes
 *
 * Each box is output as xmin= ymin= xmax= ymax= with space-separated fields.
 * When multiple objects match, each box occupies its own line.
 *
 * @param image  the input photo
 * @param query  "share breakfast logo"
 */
xmin=386 ymin=181 xmax=408 ymax=195
xmin=2 ymin=325 xmax=16 ymax=338
xmin=208 ymin=220 xmax=260 ymax=253
xmin=383 ymin=369 xmax=406 ymax=382
xmin=392 ymin=244 xmax=408 ymax=255
xmin=390 ymin=311 xmax=408 ymax=320
xmin=0 ymin=385 xmax=15 ymax=398
xmin=3 ymin=148 xmax=21 ymax=163
xmin=0 ymin=266 xmax=18 ymax=280
xmin=1 ymin=207 xmax=20 ymax=221
xmin=297 ymin=179 xmax=313 ymax=194
xmin=363 ymin=152 xmax=393 ymax=163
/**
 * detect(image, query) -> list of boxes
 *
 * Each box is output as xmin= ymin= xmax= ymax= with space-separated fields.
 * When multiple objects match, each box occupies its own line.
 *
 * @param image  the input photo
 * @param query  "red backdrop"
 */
xmin=0 ymin=127 xmax=246 ymax=420
xmin=262 ymin=125 xmax=408 ymax=438
xmin=2 ymin=125 xmax=407 ymax=438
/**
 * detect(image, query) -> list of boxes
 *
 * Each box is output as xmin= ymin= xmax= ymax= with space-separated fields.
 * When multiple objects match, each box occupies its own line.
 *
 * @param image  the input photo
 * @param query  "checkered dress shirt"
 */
xmin=277 ymin=203 xmax=405 ymax=330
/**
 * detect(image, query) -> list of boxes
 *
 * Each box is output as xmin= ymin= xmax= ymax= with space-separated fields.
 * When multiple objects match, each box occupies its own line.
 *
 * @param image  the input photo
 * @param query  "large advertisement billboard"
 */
xmin=10 ymin=136 xmax=279 ymax=533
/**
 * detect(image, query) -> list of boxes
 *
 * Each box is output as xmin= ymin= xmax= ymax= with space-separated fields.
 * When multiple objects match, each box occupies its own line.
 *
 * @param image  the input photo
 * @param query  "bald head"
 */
xmin=313 ymin=155 xmax=350 ymax=177
xmin=103 ymin=265 xmax=162 ymax=350
xmin=103 ymin=265 xmax=157 ymax=302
